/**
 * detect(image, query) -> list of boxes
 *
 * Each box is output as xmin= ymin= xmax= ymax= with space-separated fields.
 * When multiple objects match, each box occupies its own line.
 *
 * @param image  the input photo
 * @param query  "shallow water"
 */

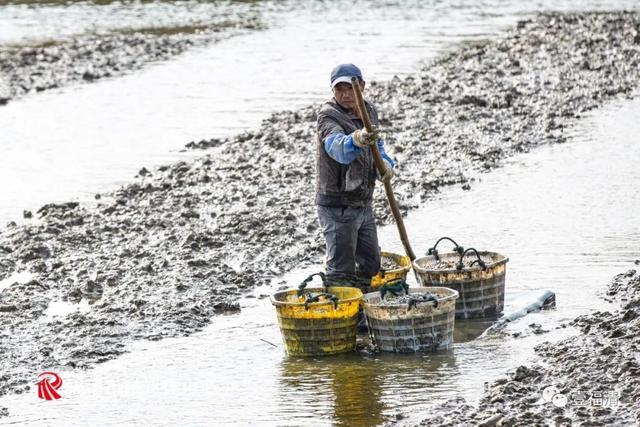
xmin=2 ymin=94 xmax=639 ymax=426
xmin=1 ymin=0 xmax=638 ymax=223
xmin=0 ymin=0 xmax=263 ymax=47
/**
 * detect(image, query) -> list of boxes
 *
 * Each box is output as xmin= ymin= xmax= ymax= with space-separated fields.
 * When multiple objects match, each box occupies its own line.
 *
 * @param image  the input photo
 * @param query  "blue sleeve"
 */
xmin=324 ymin=132 xmax=363 ymax=165
xmin=378 ymin=140 xmax=396 ymax=167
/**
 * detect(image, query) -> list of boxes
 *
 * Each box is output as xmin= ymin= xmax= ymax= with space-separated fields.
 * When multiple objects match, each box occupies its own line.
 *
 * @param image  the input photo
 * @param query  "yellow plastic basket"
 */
xmin=321 ymin=251 xmax=411 ymax=290
xmin=271 ymin=286 xmax=363 ymax=356
xmin=370 ymin=251 xmax=412 ymax=289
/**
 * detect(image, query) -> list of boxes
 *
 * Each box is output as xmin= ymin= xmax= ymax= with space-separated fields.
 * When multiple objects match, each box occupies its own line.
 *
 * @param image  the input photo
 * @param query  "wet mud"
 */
xmin=415 ymin=268 xmax=640 ymax=426
xmin=0 ymin=16 xmax=263 ymax=105
xmin=1 ymin=10 xmax=640 ymax=415
xmin=380 ymin=255 xmax=403 ymax=271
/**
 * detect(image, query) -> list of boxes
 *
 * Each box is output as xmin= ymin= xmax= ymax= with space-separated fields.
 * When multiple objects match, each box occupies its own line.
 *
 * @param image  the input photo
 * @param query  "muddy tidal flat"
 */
xmin=1 ymin=10 xmax=640 ymax=419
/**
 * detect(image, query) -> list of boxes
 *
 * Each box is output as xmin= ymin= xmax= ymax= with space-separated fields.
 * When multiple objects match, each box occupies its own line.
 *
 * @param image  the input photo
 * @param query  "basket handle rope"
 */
xmin=380 ymin=279 xmax=409 ymax=300
xmin=427 ymin=237 xmax=465 ymax=260
xmin=303 ymin=292 xmax=339 ymax=310
xmin=407 ymin=293 xmax=439 ymax=310
xmin=456 ymin=248 xmax=487 ymax=271
xmin=298 ymin=272 xmax=327 ymax=296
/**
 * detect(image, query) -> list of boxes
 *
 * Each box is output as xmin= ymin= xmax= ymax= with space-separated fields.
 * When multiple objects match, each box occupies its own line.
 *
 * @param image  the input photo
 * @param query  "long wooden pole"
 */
xmin=351 ymin=77 xmax=416 ymax=261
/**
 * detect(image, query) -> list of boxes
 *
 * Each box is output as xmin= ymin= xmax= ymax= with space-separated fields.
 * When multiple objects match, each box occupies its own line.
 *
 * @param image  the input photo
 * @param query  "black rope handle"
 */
xmin=304 ymin=292 xmax=339 ymax=310
xmin=407 ymin=293 xmax=439 ymax=310
xmin=380 ymin=279 xmax=409 ymax=300
xmin=427 ymin=237 xmax=465 ymax=261
xmin=456 ymin=248 xmax=487 ymax=271
xmin=298 ymin=272 xmax=327 ymax=296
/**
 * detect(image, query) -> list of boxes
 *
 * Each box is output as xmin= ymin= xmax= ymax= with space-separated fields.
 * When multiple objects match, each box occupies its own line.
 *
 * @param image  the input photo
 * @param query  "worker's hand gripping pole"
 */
xmin=351 ymin=77 xmax=416 ymax=261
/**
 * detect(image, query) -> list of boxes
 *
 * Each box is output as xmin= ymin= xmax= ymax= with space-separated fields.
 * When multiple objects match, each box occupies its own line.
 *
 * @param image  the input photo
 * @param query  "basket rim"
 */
xmin=412 ymin=251 xmax=509 ymax=274
xmin=362 ymin=286 xmax=459 ymax=308
xmin=270 ymin=286 xmax=363 ymax=307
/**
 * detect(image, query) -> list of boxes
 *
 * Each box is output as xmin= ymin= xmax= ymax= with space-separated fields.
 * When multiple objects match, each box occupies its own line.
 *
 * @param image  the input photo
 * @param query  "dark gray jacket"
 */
xmin=315 ymin=99 xmax=380 ymax=207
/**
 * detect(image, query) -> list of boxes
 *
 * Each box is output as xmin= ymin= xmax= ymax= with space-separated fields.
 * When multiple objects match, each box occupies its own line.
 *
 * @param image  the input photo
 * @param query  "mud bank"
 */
xmin=415 ymin=268 xmax=640 ymax=426
xmin=0 ymin=16 xmax=262 ymax=105
xmin=1 ymin=10 xmax=640 ymax=407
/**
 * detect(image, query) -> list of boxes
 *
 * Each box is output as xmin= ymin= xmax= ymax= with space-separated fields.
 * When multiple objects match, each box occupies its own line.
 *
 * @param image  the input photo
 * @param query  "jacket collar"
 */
xmin=329 ymin=98 xmax=361 ymax=120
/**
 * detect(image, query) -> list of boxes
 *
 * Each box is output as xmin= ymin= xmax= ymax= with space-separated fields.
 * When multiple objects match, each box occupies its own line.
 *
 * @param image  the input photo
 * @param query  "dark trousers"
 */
xmin=317 ymin=205 xmax=381 ymax=278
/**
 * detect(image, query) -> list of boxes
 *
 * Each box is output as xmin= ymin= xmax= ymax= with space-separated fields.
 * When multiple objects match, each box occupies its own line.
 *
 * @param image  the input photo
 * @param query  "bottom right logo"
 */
xmin=541 ymin=385 xmax=619 ymax=409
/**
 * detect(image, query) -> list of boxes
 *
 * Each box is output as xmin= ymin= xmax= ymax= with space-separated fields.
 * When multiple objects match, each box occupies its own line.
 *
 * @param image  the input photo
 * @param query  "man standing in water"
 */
xmin=316 ymin=63 xmax=395 ymax=281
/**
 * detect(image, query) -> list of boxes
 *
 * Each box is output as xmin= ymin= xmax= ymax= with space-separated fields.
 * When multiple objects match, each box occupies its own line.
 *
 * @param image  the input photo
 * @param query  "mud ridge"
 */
xmin=1 ymin=11 xmax=639 ymax=410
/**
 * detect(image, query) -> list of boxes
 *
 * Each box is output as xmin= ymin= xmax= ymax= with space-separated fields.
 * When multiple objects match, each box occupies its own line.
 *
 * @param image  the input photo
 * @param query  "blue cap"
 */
xmin=330 ymin=63 xmax=363 ymax=88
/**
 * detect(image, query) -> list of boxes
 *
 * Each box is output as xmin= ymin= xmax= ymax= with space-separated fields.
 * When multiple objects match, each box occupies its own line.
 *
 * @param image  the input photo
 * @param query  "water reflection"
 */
xmin=279 ymin=350 xmax=457 ymax=426
xmin=454 ymin=320 xmax=494 ymax=342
